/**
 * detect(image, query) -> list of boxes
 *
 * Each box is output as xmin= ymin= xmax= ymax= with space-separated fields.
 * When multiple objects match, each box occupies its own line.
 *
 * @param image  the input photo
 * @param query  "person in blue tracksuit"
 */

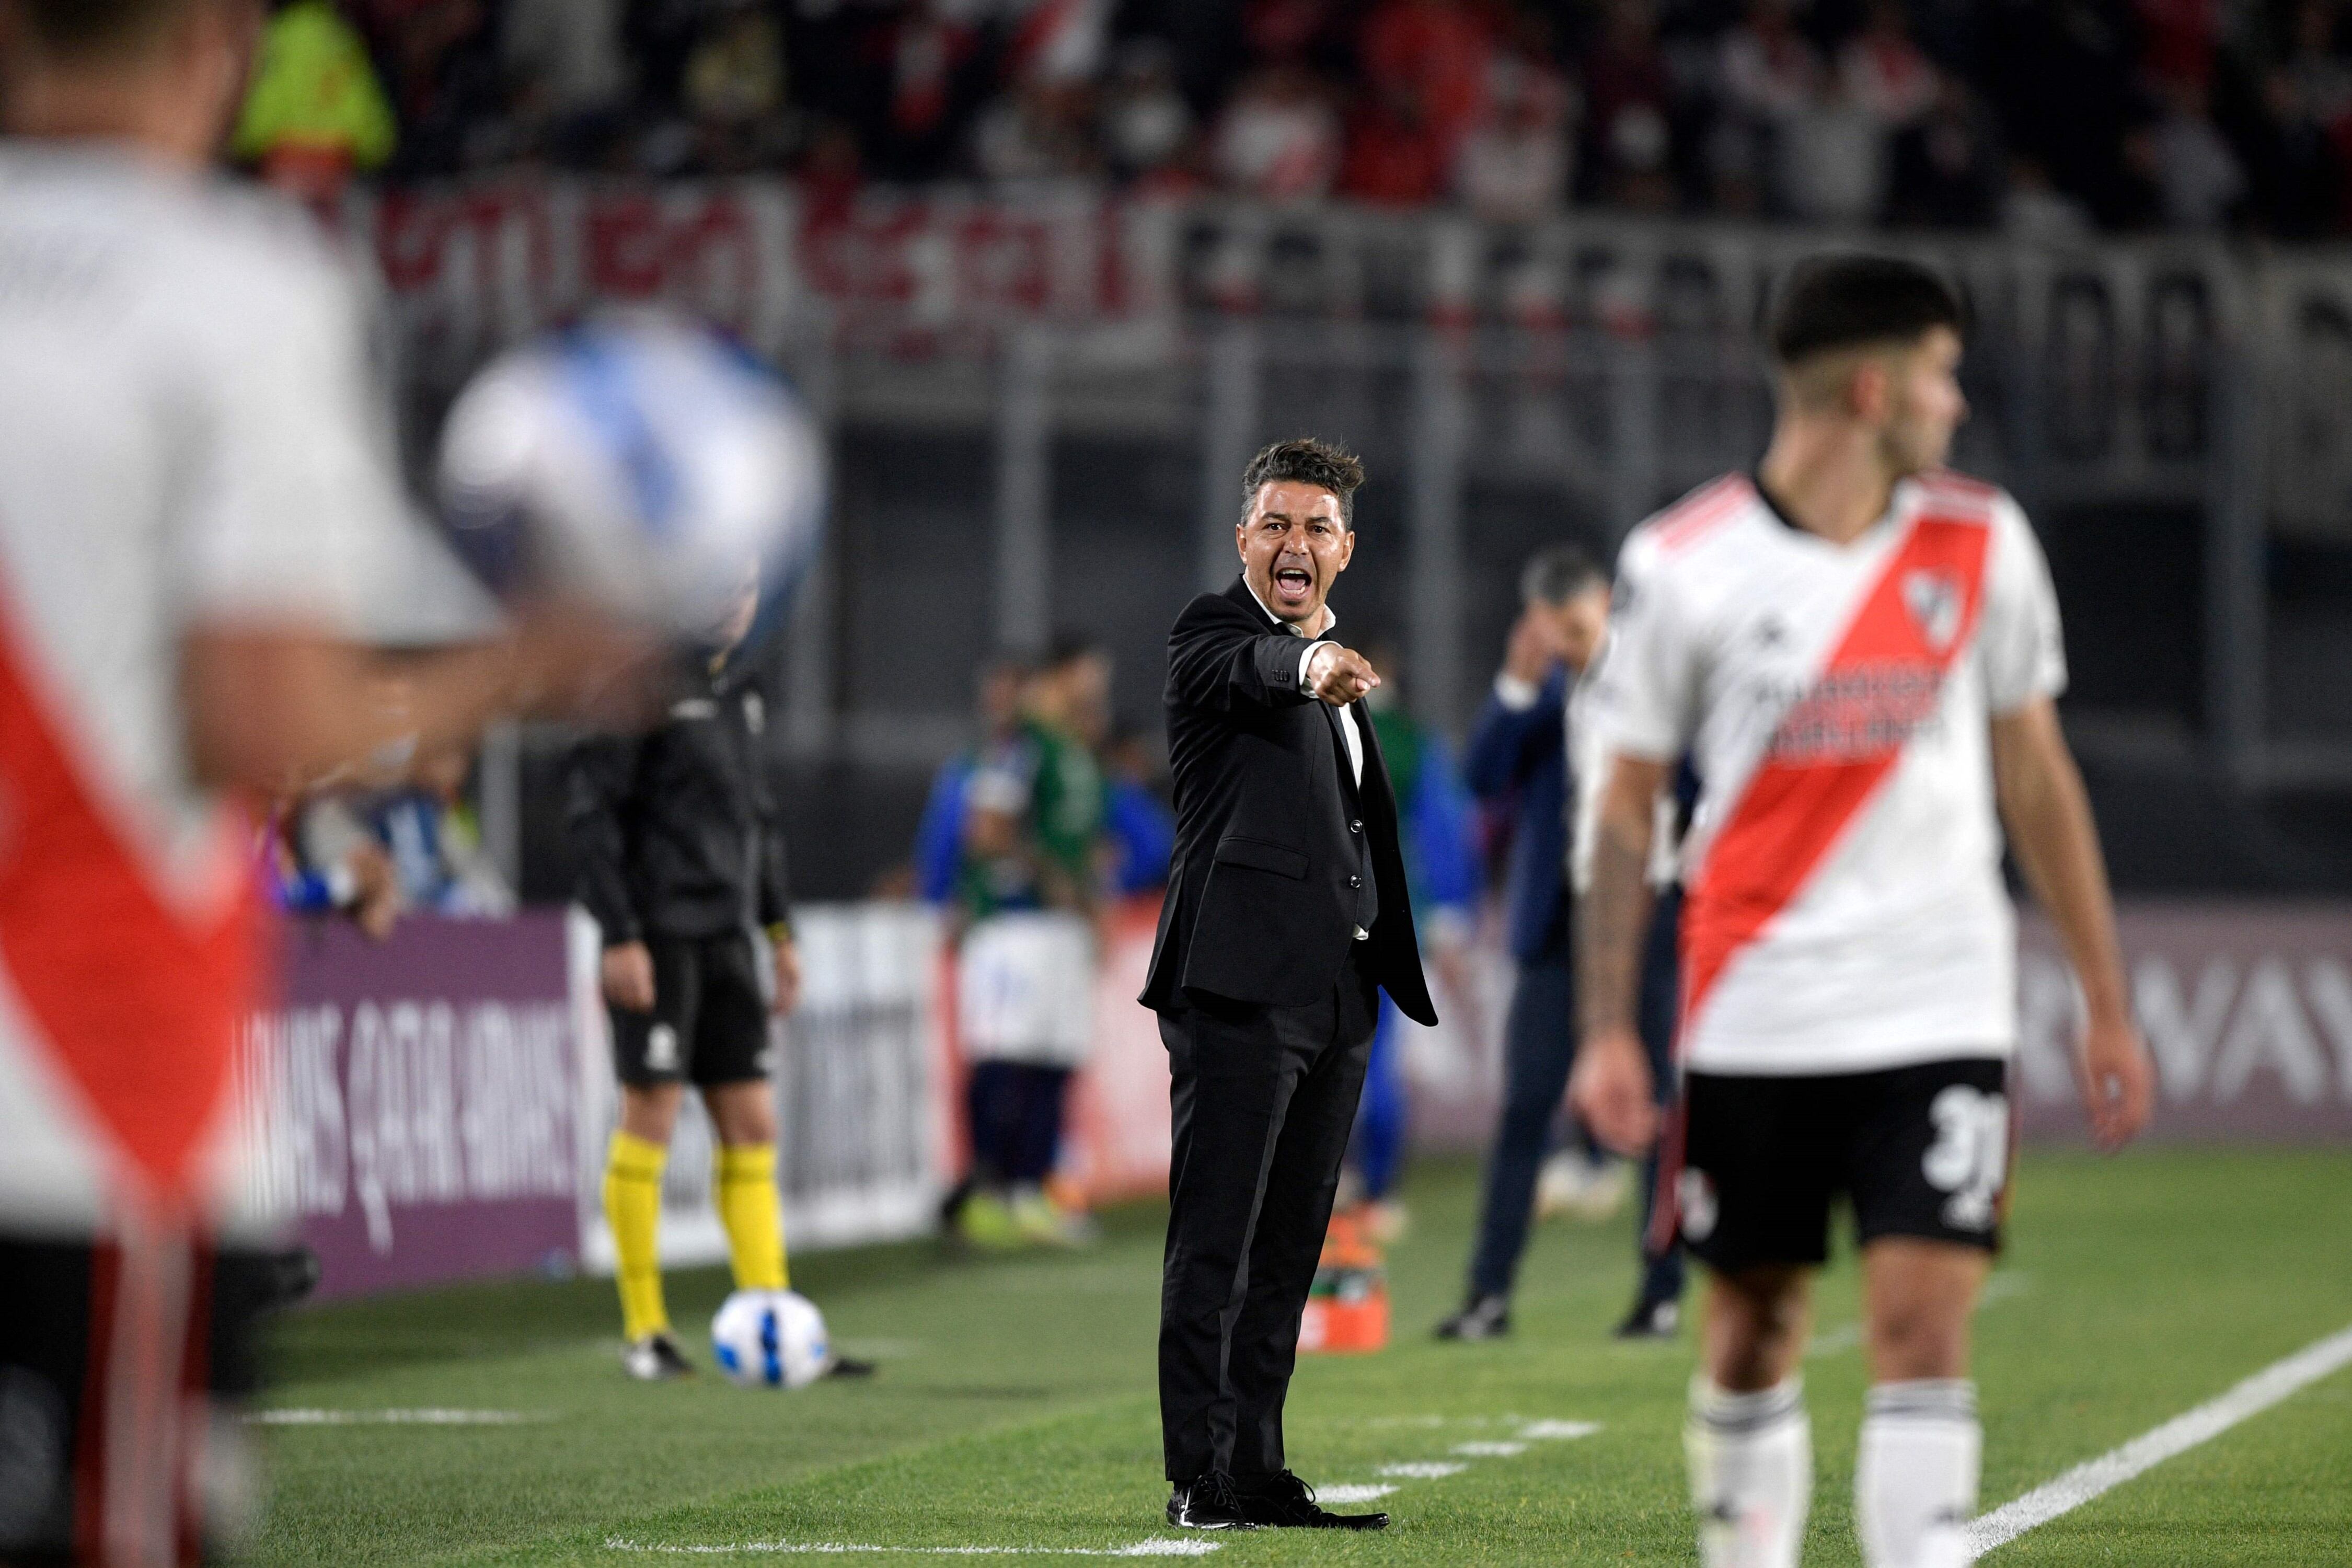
xmin=913 ymin=655 xmax=1032 ymax=905
xmin=1102 ymin=726 xmax=1176 ymax=897
xmin=1438 ymin=544 xmax=1647 ymax=1341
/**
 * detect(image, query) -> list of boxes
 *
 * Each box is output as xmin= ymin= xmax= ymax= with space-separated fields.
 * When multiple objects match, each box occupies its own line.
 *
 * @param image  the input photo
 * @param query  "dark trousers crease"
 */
xmin=1156 ymin=950 xmax=1378 ymax=1483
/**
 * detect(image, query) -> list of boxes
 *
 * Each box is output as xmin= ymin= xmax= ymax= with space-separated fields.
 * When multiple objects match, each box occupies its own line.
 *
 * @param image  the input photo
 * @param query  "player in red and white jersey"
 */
xmin=1569 ymin=257 xmax=2153 ymax=1568
xmin=0 ymin=5 xmax=638 ymax=1561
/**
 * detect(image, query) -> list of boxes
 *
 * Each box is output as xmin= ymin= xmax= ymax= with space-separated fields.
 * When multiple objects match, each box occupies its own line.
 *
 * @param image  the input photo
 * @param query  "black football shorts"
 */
xmin=608 ymin=931 xmax=773 ymax=1088
xmin=1668 ymin=1057 xmax=2014 ymax=1274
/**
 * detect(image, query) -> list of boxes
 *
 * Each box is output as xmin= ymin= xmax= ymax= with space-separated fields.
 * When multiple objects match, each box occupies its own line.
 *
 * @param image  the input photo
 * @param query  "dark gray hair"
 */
xmin=1240 ymin=437 xmax=1366 ymax=528
xmin=1520 ymin=544 xmax=1606 ymax=608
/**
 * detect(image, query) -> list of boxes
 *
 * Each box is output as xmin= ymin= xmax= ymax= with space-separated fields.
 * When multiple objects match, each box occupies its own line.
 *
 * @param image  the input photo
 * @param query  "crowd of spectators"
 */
xmin=270 ymin=0 xmax=2352 ymax=236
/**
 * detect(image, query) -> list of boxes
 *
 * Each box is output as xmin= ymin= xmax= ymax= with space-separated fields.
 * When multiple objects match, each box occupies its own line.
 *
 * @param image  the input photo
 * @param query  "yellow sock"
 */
xmin=603 ymin=1131 xmax=670 ymax=1341
xmin=715 ymin=1143 xmax=789 ymax=1291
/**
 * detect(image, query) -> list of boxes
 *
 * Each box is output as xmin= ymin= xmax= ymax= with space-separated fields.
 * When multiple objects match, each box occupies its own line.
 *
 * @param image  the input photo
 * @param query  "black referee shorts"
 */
xmin=608 ymin=931 xmax=773 ymax=1089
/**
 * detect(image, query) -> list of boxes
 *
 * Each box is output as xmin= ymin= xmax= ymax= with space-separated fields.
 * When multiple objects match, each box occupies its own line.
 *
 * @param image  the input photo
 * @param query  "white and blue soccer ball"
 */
xmin=710 ymin=1289 xmax=832 ymax=1390
xmin=436 ymin=309 xmax=826 ymax=640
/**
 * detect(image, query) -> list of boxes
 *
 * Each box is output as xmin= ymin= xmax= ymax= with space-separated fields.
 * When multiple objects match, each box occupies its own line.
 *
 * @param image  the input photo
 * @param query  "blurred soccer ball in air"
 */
xmin=436 ymin=309 xmax=825 ymax=639
xmin=710 ymin=1289 xmax=832 ymax=1390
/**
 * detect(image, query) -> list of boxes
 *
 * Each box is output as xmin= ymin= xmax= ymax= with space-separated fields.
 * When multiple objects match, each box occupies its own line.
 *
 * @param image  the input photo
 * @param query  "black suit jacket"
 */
xmin=1138 ymin=578 xmax=1437 ymax=1026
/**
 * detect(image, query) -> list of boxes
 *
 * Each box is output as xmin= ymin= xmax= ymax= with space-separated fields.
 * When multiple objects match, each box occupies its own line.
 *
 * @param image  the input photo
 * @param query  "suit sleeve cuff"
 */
xmin=1298 ymin=640 xmax=1327 ymax=695
xmin=1493 ymin=671 xmax=1542 ymax=710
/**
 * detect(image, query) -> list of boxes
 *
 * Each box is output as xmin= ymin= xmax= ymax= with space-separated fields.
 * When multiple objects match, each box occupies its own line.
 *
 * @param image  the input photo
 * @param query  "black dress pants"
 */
xmin=1156 ymin=947 xmax=1379 ymax=1484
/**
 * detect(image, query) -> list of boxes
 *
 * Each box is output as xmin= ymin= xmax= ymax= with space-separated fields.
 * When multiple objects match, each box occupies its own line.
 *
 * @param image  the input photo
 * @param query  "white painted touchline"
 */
xmin=248 ymin=1409 xmax=544 ymax=1426
xmin=604 ymin=1414 xmax=1602 ymax=1559
xmin=1312 ymin=1421 xmax=1595 ymax=1502
xmin=1968 ymin=1320 xmax=2352 ymax=1555
xmin=604 ymin=1538 xmax=1217 ymax=1558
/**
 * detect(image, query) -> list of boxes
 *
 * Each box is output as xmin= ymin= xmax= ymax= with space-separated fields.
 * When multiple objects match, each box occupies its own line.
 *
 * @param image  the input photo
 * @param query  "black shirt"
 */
xmin=567 ymin=654 xmax=790 ymax=946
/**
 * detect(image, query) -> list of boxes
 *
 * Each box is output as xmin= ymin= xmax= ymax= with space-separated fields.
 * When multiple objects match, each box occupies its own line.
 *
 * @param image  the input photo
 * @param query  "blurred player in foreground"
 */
xmin=0 ymin=0 xmax=647 ymax=1560
xmin=1570 ymin=256 xmax=2154 ymax=1568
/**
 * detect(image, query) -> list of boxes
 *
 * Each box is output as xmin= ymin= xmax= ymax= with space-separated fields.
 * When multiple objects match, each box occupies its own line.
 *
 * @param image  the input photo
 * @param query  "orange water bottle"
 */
xmin=1297 ymin=1208 xmax=1390 ymax=1354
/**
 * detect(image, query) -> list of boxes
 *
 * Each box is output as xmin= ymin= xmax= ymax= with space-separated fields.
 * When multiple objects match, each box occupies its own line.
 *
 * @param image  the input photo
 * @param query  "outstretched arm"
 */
xmin=182 ymin=612 xmax=649 ymax=792
xmin=1991 ymin=698 xmax=2152 ymax=1149
xmin=1166 ymin=598 xmax=1380 ymax=712
xmin=1567 ymin=752 xmax=1672 ymax=1155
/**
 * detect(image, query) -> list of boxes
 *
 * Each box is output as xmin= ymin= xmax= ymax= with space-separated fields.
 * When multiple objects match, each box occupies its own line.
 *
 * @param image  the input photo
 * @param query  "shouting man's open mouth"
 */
xmin=1271 ymin=561 xmax=1315 ymax=609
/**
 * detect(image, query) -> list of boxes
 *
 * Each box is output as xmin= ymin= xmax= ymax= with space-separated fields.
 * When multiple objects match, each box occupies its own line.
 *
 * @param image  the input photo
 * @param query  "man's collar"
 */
xmin=1240 ymin=574 xmax=1336 ymax=639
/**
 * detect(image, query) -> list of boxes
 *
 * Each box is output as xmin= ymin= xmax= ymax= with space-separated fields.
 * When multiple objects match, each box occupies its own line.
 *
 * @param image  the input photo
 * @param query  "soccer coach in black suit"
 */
xmin=1142 ymin=438 xmax=1436 ymax=1532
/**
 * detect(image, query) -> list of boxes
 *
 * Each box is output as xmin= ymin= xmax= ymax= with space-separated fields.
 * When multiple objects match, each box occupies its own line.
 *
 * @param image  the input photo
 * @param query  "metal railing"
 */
xmin=348 ymin=180 xmax=2352 ymax=795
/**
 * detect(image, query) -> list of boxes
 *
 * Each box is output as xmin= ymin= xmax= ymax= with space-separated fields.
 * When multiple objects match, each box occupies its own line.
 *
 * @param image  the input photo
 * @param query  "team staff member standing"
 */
xmin=1438 ymin=547 xmax=1687 ymax=1343
xmin=1143 ymin=439 xmax=1435 ymax=1532
xmin=571 ymin=590 xmax=858 ymax=1381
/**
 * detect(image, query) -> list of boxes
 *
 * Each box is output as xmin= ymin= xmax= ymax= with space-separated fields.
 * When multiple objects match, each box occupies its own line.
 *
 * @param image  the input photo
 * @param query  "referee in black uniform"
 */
xmin=570 ymin=587 xmax=869 ymax=1381
xmin=1140 ymin=439 xmax=1436 ymax=1531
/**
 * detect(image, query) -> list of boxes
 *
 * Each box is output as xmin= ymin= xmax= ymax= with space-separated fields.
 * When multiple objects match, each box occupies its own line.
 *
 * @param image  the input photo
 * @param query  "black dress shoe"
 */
xmin=1239 ymin=1470 xmax=1389 ymax=1530
xmin=1434 ymin=1293 xmax=1511 ymax=1341
xmin=1166 ymin=1471 xmax=1255 ymax=1530
xmin=1612 ymin=1295 xmax=1681 ymax=1340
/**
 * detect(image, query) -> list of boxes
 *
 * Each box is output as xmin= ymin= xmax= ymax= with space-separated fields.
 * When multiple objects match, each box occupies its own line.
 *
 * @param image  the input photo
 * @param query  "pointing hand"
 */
xmin=1306 ymin=644 xmax=1381 ymax=706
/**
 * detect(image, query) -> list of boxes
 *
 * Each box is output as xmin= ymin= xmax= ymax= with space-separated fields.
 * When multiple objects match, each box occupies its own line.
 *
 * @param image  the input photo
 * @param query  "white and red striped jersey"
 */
xmin=0 ymin=148 xmax=431 ymax=1234
xmin=1587 ymin=469 xmax=2067 ymax=1076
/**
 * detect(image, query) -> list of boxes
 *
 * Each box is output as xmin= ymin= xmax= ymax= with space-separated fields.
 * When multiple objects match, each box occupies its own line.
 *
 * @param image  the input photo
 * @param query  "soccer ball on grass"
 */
xmin=710 ymin=1289 xmax=832 ymax=1390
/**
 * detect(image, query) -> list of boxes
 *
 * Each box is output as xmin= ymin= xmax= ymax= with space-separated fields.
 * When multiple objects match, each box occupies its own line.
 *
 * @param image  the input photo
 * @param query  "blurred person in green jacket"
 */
xmin=947 ymin=635 xmax=1112 ymax=1250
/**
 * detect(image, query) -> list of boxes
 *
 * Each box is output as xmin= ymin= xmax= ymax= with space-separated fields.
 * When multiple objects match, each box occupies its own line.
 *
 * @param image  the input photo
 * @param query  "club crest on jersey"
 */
xmin=1903 ymin=570 xmax=1964 ymax=652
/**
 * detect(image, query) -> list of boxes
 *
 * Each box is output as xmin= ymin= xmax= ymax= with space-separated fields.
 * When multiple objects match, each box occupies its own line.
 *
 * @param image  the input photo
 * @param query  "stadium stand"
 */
xmin=313 ymin=0 xmax=2352 ymax=238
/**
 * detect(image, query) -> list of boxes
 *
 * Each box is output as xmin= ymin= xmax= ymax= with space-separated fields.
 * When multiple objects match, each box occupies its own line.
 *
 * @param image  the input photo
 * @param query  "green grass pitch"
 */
xmin=248 ymin=1148 xmax=2352 ymax=1566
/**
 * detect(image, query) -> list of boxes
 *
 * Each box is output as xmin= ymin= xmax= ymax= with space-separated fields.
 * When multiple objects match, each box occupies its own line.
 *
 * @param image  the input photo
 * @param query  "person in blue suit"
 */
xmin=1438 ymin=544 xmax=1671 ymax=1340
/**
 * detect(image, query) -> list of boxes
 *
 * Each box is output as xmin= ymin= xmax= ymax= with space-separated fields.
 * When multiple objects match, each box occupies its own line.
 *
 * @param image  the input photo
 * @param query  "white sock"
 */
xmin=1687 ymin=1376 xmax=1811 ymax=1568
xmin=1856 ymin=1379 xmax=1981 ymax=1568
